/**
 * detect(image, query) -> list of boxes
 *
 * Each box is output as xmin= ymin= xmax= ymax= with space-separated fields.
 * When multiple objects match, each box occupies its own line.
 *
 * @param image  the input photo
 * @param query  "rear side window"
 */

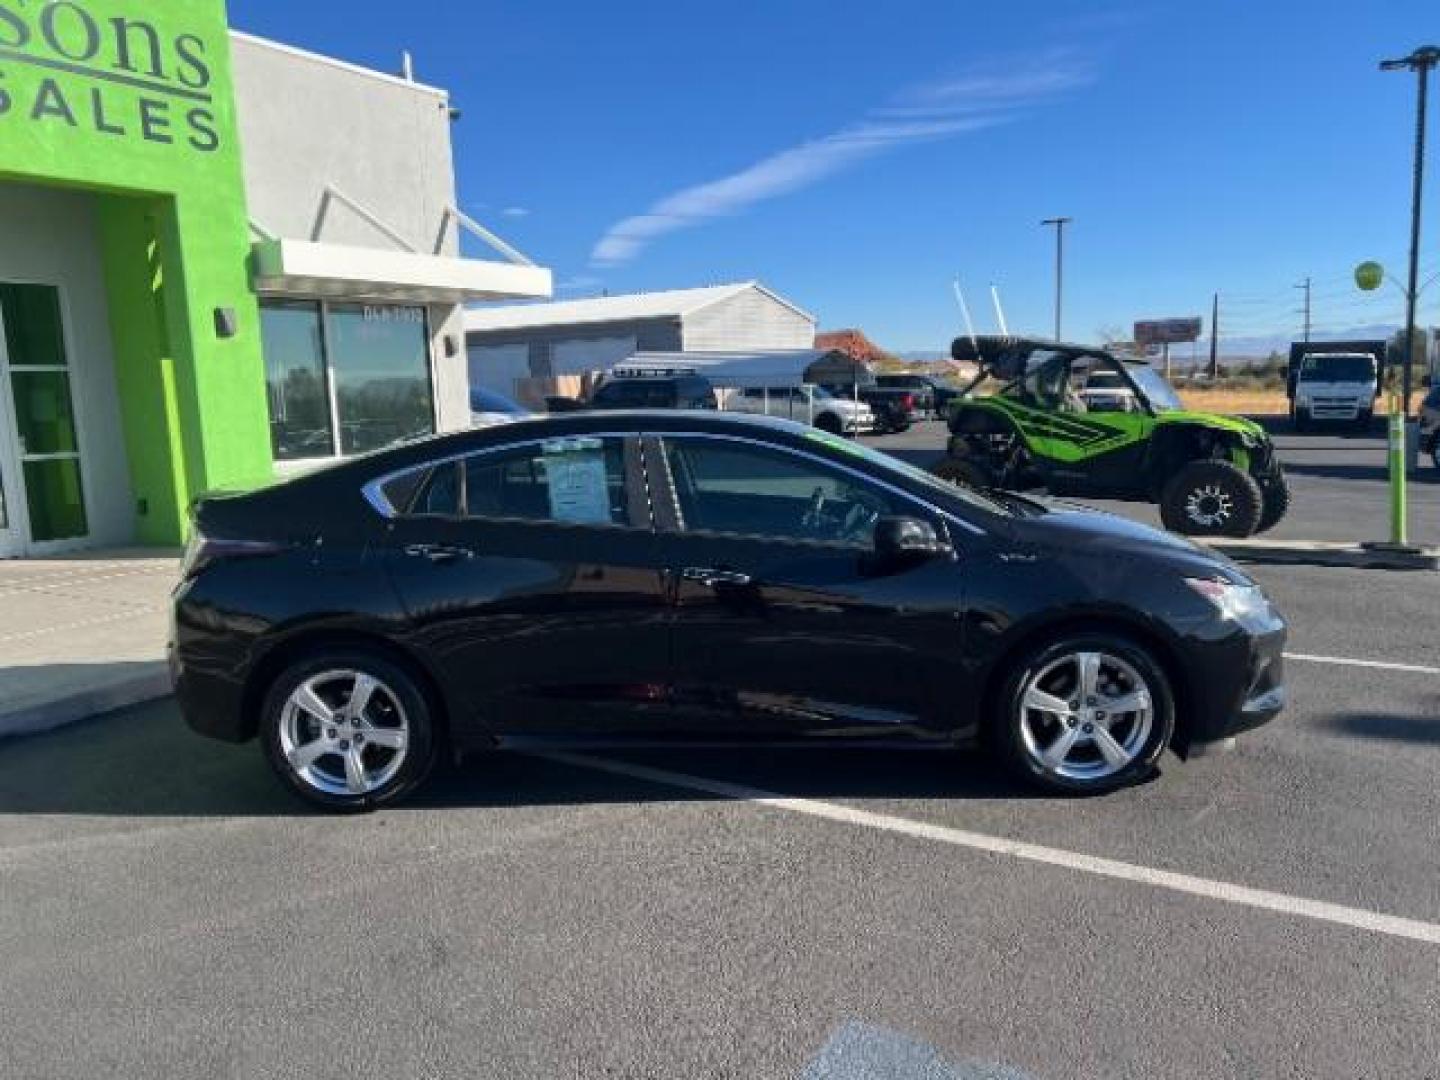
xmin=401 ymin=439 xmax=632 ymax=525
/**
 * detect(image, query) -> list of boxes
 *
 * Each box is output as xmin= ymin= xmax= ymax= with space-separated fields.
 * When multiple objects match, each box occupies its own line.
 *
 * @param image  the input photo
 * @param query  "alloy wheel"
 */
xmin=278 ymin=669 xmax=411 ymax=797
xmin=1184 ymin=483 xmax=1234 ymax=529
xmin=1017 ymin=651 xmax=1154 ymax=782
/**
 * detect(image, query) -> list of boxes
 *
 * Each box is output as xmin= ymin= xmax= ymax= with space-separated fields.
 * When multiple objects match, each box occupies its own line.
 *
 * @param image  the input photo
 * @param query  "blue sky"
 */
xmin=230 ymin=0 xmax=1440 ymax=353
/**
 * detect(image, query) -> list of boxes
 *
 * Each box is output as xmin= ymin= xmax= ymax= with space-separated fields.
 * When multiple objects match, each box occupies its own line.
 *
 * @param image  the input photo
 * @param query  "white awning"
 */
xmin=252 ymin=238 xmax=553 ymax=304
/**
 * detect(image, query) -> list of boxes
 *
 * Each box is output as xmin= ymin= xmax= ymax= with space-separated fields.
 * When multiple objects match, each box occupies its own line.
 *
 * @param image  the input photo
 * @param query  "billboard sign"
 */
xmin=1135 ymin=318 xmax=1202 ymax=346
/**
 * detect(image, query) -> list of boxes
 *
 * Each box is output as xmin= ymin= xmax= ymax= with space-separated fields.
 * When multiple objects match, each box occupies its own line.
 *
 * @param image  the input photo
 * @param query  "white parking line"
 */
xmin=1284 ymin=652 xmax=1440 ymax=676
xmin=540 ymin=751 xmax=1440 ymax=947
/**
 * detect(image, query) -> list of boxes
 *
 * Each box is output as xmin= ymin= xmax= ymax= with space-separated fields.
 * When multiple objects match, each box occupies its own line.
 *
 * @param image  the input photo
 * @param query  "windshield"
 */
xmin=469 ymin=388 xmax=527 ymax=414
xmin=1300 ymin=355 xmax=1375 ymax=382
xmin=1124 ymin=364 xmax=1184 ymax=411
xmin=802 ymin=429 xmax=1011 ymax=517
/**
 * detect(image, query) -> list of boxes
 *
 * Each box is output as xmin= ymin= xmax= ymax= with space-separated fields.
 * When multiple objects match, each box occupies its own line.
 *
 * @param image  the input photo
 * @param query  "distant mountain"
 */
xmin=1212 ymin=323 xmax=1400 ymax=359
xmin=895 ymin=350 xmax=948 ymax=362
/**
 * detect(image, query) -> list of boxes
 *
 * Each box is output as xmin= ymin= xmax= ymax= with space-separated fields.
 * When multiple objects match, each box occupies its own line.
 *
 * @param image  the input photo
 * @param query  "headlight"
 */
xmin=1185 ymin=577 xmax=1269 ymax=621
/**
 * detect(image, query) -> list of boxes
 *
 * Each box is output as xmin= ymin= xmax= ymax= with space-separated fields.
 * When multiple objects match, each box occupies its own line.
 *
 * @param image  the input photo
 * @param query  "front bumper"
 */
xmin=1297 ymin=398 xmax=1368 ymax=421
xmin=1181 ymin=613 xmax=1288 ymax=750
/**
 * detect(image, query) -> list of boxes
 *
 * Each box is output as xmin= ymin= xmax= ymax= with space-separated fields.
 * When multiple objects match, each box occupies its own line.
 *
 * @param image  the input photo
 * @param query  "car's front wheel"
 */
xmin=994 ymin=635 xmax=1175 ymax=795
xmin=1159 ymin=460 xmax=1264 ymax=537
xmin=260 ymin=649 xmax=437 ymax=812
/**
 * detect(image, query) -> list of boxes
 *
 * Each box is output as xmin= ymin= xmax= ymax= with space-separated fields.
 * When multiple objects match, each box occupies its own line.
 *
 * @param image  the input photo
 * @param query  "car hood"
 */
xmin=1006 ymin=501 xmax=1247 ymax=581
xmin=1154 ymin=411 xmax=1268 ymax=441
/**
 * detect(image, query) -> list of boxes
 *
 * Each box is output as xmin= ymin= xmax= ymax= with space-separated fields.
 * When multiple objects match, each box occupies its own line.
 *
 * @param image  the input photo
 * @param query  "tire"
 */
xmin=260 ymin=648 xmax=437 ymax=812
xmin=815 ymin=412 xmax=843 ymax=435
xmin=1256 ymin=475 xmax=1291 ymax=533
xmin=1355 ymin=410 xmax=1373 ymax=433
xmin=1159 ymin=460 xmax=1264 ymax=537
xmin=992 ymin=634 xmax=1175 ymax=795
xmin=1432 ymin=443 xmax=1440 ymax=471
xmin=1293 ymin=407 xmax=1310 ymax=433
xmin=931 ymin=456 xmax=996 ymax=490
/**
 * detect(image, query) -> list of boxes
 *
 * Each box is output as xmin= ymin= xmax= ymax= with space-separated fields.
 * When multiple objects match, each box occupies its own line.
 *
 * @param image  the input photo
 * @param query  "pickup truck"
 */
xmin=815 ymin=382 xmax=919 ymax=433
xmin=726 ymin=385 xmax=876 ymax=435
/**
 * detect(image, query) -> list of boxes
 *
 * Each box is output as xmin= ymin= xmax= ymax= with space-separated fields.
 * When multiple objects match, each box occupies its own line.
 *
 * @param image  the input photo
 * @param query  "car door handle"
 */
xmin=680 ymin=567 xmax=753 ymax=587
xmin=404 ymin=543 xmax=472 ymax=564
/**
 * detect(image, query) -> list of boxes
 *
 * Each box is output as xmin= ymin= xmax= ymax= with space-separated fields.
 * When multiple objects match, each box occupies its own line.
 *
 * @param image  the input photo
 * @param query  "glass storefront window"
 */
xmin=260 ymin=301 xmax=435 ymax=461
xmin=327 ymin=304 xmax=434 ymax=456
xmin=260 ymin=302 xmax=334 ymax=461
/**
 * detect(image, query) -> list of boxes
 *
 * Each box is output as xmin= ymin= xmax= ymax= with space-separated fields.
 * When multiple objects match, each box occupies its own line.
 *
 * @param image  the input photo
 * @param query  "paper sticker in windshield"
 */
xmin=541 ymin=439 xmax=612 ymax=524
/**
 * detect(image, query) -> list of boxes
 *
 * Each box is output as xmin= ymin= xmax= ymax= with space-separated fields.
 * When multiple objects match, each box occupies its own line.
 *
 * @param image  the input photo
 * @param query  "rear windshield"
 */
xmin=1300 ymin=355 xmax=1375 ymax=382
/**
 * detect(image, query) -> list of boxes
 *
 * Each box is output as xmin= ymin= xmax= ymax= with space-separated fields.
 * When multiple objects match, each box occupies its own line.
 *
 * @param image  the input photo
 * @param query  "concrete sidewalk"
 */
xmin=0 ymin=550 xmax=178 ymax=739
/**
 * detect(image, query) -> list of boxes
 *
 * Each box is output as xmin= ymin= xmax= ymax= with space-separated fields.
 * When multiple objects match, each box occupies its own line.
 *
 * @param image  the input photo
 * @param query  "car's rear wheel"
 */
xmin=1159 ymin=460 xmax=1264 ymax=537
xmin=995 ymin=635 xmax=1175 ymax=795
xmin=815 ymin=413 xmax=843 ymax=435
xmin=931 ymin=455 xmax=996 ymax=490
xmin=260 ymin=649 xmax=436 ymax=812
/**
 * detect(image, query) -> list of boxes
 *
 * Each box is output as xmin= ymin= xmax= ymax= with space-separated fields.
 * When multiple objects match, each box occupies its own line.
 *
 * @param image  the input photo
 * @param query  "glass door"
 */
xmin=0 ymin=284 xmax=89 ymax=553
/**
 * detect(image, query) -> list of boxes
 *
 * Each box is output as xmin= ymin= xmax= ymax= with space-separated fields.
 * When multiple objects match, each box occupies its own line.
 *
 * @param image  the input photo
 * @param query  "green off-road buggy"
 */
xmin=932 ymin=336 xmax=1290 ymax=537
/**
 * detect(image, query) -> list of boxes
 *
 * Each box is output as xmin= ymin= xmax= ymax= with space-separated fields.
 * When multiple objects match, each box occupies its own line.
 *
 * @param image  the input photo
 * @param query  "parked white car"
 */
xmin=726 ymin=385 xmax=876 ymax=435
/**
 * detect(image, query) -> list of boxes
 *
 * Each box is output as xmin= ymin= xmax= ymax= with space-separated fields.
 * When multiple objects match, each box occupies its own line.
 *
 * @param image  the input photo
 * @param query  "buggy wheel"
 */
xmin=1159 ymin=460 xmax=1264 ymax=537
xmin=1256 ymin=475 xmax=1291 ymax=533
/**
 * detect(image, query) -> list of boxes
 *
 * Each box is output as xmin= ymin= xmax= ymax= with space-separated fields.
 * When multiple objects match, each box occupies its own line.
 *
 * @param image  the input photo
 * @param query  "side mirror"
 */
xmin=873 ymin=517 xmax=950 ymax=565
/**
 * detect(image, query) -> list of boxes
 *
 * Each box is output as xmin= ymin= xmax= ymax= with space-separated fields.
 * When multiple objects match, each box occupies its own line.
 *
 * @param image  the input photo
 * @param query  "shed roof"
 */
xmin=465 ymin=281 xmax=814 ymax=333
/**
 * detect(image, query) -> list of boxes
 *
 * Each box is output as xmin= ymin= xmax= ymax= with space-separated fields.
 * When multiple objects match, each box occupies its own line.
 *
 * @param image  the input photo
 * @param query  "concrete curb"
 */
xmin=1206 ymin=539 xmax=1440 ymax=571
xmin=0 ymin=670 xmax=173 ymax=740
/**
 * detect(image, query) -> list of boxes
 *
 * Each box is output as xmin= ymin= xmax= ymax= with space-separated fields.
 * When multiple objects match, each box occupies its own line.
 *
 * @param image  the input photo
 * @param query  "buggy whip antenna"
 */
xmin=952 ymin=276 xmax=980 ymax=351
xmin=989 ymin=282 xmax=1011 ymax=335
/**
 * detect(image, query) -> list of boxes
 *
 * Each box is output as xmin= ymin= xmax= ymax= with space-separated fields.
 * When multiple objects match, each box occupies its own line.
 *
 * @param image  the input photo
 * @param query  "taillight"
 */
xmin=180 ymin=529 xmax=287 ymax=580
xmin=901 ymin=393 xmax=915 ymax=410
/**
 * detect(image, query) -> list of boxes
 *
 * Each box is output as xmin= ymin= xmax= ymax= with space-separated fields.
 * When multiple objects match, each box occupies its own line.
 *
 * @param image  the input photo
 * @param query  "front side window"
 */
xmin=663 ymin=438 xmax=907 ymax=545
xmin=261 ymin=301 xmax=435 ymax=461
xmin=407 ymin=438 xmax=631 ymax=526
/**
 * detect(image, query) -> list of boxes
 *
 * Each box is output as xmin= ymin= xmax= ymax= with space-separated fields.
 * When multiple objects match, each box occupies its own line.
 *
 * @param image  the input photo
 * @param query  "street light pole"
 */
xmin=1381 ymin=45 xmax=1439 ymax=416
xmin=1041 ymin=217 xmax=1071 ymax=341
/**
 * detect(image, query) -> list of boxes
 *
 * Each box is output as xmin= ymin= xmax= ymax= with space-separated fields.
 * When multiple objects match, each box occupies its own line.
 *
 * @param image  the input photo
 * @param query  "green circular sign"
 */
xmin=1355 ymin=260 xmax=1385 ymax=291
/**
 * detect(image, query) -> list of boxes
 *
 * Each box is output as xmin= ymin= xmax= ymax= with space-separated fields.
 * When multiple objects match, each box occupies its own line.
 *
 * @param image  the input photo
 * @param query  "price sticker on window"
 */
xmin=541 ymin=439 xmax=612 ymax=524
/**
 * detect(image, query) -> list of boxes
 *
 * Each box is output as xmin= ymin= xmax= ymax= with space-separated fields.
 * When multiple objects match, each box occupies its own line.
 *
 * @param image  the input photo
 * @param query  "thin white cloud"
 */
xmin=501 ymin=206 xmax=531 ymax=218
xmin=590 ymin=52 xmax=1094 ymax=268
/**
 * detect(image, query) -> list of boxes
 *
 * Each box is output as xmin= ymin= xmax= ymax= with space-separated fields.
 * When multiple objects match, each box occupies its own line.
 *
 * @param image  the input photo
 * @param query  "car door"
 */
xmin=647 ymin=432 xmax=969 ymax=740
xmin=381 ymin=434 xmax=672 ymax=736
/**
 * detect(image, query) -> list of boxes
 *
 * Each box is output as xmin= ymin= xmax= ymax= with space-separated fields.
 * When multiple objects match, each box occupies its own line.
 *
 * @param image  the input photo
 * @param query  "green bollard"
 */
xmin=1389 ymin=392 xmax=1408 ymax=546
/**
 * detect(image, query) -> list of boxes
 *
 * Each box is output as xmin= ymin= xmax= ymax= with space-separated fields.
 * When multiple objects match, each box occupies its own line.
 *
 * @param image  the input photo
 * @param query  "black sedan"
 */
xmin=171 ymin=412 xmax=1287 ymax=810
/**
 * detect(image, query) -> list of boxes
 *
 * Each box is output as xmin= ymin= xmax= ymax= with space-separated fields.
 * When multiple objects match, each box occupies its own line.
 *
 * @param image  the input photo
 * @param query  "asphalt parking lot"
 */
xmin=2 ymin=425 xmax=1438 ymax=1079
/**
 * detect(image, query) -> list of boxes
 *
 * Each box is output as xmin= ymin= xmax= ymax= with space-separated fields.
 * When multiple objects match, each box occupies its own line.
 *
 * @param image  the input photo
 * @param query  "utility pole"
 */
xmin=1295 ymin=277 xmax=1312 ymax=342
xmin=1381 ymin=45 xmax=1439 ymax=415
xmin=1041 ymin=217 xmax=1071 ymax=341
xmin=1209 ymin=292 xmax=1220 ymax=379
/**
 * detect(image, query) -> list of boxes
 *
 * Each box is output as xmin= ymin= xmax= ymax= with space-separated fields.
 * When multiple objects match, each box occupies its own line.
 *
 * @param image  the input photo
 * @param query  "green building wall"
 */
xmin=0 ymin=0 xmax=271 ymax=543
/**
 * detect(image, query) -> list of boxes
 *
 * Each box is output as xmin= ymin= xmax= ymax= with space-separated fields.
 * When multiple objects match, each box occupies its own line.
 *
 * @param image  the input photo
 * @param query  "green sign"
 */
xmin=0 ymin=0 xmax=222 ymax=151
xmin=0 ymin=0 xmax=273 ymax=546
xmin=1355 ymin=260 xmax=1385 ymax=292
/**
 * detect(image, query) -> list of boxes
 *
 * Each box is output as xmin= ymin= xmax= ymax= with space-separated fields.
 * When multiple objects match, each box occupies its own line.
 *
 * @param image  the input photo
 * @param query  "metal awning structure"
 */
xmin=250 ymin=188 xmax=552 ymax=304
xmin=252 ymin=238 xmax=553 ymax=303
